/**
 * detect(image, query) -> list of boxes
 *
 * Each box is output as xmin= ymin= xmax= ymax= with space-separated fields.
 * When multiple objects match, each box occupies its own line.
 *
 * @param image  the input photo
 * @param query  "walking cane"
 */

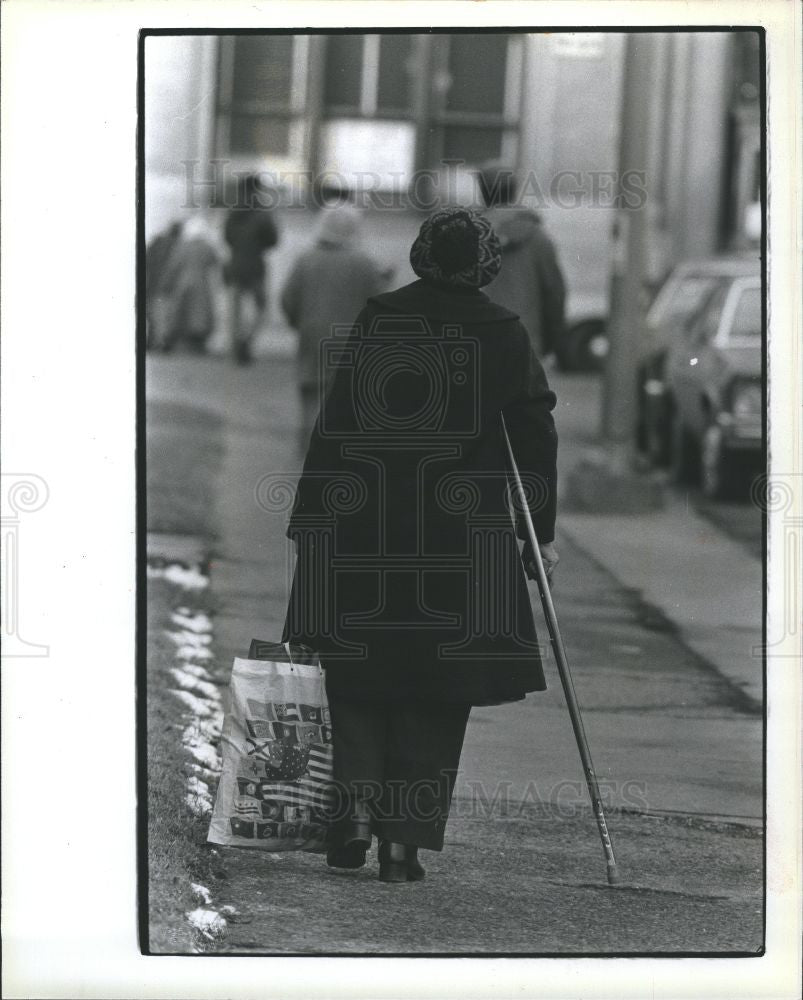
xmin=501 ymin=415 xmax=621 ymax=886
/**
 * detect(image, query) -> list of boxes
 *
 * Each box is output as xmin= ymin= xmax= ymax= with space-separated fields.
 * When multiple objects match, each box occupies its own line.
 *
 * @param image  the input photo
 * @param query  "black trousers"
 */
xmin=327 ymin=696 xmax=471 ymax=851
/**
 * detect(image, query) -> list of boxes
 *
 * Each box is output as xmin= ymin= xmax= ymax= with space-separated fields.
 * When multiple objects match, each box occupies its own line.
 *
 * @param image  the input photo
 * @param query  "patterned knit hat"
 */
xmin=410 ymin=207 xmax=502 ymax=288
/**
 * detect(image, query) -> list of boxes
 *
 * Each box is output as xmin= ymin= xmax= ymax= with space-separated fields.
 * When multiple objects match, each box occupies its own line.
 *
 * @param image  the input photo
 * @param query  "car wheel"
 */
xmin=645 ymin=397 xmax=671 ymax=467
xmin=669 ymin=407 xmax=697 ymax=485
xmin=700 ymin=422 xmax=738 ymax=500
xmin=574 ymin=321 xmax=609 ymax=372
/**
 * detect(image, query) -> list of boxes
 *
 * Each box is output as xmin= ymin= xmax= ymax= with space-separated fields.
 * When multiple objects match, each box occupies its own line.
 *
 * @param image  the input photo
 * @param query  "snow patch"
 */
xmin=169 ymin=667 xmax=220 ymax=702
xmin=191 ymin=883 xmax=213 ymax=905
xmin=186 ymin=908 xmax=227 ymax=940
xmin=164 ymin=604 xmax=224 ymax=834
xmin=148 ymin=563 xmax=209 ymax=590
xmin=171 ymin=689 xmax=216 ymax=718
xmin=175 ymin=663 xmax=213 ymax=681
xmin=172 ymin=609 xmax=213 ymax=633
xmin=175 ymin=644 xmax=214 ymax=662
xmin=186 ymin=776 xmax=214 ymax=816
xmin=187 ymin=761 xmax=219 ymax=781
xmin=167 ymin=629 xmax=211 ymax=648
xmin=184 ymin=730 xmax=222 ymax=771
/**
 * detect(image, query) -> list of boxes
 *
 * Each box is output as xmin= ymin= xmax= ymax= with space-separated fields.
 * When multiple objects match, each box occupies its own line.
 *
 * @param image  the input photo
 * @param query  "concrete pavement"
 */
xmin=549 ymin=370 xmax=763 ymax=710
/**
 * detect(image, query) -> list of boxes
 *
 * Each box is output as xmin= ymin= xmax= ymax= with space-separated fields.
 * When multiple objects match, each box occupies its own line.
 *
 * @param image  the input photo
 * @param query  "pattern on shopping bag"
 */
xmin=246 ymin=699 xmax=331 ymax=725
xmin=245 ymin=717 xmax=332 ymax=745
xmin=208 ymin=662 xmax=334 ymax=852
xmin=227 ymin=738 xmax=334 ymax=843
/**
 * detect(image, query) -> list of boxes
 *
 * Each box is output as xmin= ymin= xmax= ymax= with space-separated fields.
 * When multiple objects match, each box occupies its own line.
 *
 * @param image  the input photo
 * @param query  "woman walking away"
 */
xmin=281 ymin=206 xmax=389 ymax=452
xmin=284 ymin=207 xmax=559 ymax=883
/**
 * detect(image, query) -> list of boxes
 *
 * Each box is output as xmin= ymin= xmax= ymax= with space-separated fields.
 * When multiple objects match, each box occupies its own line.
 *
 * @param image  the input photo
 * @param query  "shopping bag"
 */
xmin=207 ymin=640 xmax=333 ymax=852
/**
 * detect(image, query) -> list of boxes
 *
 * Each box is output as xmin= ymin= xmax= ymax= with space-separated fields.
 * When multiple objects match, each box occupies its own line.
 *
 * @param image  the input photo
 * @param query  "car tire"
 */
xmin=557 ymin=321 xmax=608 ymax=373
xmin=574 ymin=320 xmax=609 ymax=372
xmin=645 ymin=399 xmax=672 ymax=467
xmin=700 ymin=422 xmax=739 ymax=500
xmin=669 ymin=407 xmax=697 ymax=485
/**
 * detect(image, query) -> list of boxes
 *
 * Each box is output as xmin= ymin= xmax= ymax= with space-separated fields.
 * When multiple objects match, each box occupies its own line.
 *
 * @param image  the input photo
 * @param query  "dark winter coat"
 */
xmin=223 ymin=210 xmax=279 ymax=301
xmin=483 ymin=207 xmax=566 ymax=357
xmin=283 ymin=278 xmax=558 ymax=706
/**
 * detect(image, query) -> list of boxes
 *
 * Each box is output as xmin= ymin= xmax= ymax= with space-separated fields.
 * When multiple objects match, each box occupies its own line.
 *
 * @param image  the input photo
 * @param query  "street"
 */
xmin=146 ymin=353 xmax=763 ymax=955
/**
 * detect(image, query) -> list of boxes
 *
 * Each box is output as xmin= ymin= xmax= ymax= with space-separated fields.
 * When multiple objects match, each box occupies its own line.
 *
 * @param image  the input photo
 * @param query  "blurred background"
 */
xmin=145 ymin=31 xmax=761 ymax=365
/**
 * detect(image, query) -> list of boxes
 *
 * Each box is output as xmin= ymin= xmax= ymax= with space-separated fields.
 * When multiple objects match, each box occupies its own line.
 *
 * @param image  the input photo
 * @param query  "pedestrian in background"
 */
xmin=280 ymin=205 xmax=389 ymax=451
xmin=145 ymin=219 xmax=182 ymax=350
xmin=284 ymin=207 xmax=559 ymax=884
xmin=478 ymin=164 xmax=566 ymax=360
xmin=223 ymin=173 xmax=279 ymax=365
xmin=159 ymin=215 xmax=220 ymax=354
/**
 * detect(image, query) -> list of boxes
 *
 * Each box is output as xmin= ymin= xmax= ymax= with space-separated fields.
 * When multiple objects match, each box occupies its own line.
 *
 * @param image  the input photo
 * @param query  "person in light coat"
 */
xmin=160 ymin=215 xmax=220 ymax=353
xmin=281 ymin=206 xmax=389 ymax=451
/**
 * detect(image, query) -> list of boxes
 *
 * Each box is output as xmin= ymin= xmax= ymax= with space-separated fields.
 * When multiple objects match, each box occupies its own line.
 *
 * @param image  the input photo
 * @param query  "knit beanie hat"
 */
xmin=410 ymin=207 xmax=502 ymax=288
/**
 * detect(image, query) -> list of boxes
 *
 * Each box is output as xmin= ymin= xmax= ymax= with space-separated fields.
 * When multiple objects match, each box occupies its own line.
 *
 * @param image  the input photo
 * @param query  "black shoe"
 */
xmin=378 ymin=841 xmax=425 ymax=883
xmin=405 ymin=847 xmax=426 ymax=882
xmin=234 ymin=339 xmax=253 ymax=365
xmin=327 ymin=802 xmax=372 ymax=870
xmin=326 ymin=841 xmax=368 ymax=870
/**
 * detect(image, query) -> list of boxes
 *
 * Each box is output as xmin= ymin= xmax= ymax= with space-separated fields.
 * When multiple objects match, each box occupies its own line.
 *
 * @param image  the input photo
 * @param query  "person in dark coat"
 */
xmin=280 ymin=205 xmax=389 ymax=452
xmin=283 ymin=207 xmax=559 ymax=883
xmin=478 ymin=165 xmax=567 ymax=359
xmin=223 ymin=174 xmax=279 ymax=364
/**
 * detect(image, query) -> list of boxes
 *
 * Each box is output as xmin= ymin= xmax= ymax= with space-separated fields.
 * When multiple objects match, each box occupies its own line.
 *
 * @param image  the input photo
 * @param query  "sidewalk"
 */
xmin=560 ymin=498 xmax=763 ymax=709
xmin=549 ymin=369 xmax=763 ymax=710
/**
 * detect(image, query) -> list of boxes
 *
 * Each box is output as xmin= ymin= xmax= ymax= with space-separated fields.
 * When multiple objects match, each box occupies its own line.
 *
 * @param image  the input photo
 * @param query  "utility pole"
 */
xmin=566 ymin=33 xmax=663 ymax=512
xmin=602 ymin=32 xmax=653 ymax=463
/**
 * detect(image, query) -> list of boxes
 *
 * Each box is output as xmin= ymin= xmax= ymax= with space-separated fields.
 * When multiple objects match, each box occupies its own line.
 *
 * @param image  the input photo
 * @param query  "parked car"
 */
xmin=558 ymin=266 xmax=721 ymax=375
xmin=641 ymin=259 xmax=762 ymax=498
xmin=635 ymin=257 xmax=757 ymax=461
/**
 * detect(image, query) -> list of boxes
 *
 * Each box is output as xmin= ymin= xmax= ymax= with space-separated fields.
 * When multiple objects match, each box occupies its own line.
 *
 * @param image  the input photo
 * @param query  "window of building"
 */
xmin=425 ymin=33 xmax=522 ymax=170
xmin=323 ymin=34 xmax=414 ymax=117
xmin=444 ymin=33 xmax=508 ymax=114
xmin=216 ymin=35 xmax=308 ymax=165
xmin=376 ymin=35 xmax=414 ymax=113
xmin=323 ymin=35 xmax=364 ymax=111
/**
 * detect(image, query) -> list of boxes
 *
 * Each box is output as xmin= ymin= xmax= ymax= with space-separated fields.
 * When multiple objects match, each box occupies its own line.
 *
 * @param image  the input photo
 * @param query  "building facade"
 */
xmin=145 ymin=31 xmax=761 ymax=328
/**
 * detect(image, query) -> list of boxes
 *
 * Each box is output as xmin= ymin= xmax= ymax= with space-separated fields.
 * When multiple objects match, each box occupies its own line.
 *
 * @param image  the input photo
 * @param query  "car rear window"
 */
xmin=649 ymin=274 xmax=719 ymax=326
xmin=727 ymin=286 xmax=762 ymax=344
